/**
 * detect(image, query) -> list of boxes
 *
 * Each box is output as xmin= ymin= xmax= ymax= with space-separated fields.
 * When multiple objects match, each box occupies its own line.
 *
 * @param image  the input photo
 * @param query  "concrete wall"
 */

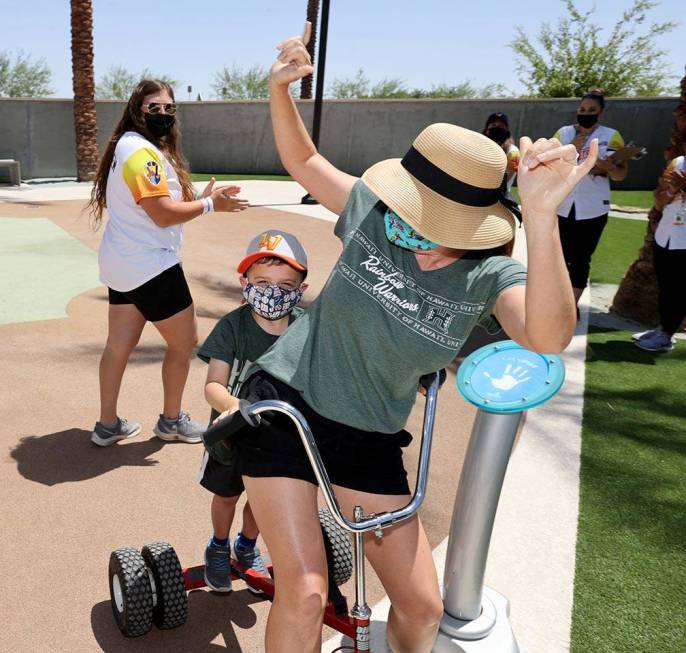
xmin=0 ymin=97 xmax=678 ymax=189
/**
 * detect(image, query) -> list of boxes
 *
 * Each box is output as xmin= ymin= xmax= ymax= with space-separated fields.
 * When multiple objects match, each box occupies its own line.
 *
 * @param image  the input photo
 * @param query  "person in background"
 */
xmin=483 ymin=111 xmax=520 ymax=193
xmin=553 ymin=89 xmax=628 ymax=310
xmin=633 ymin=156 xmax=686 ymax=352
xmin=87 ymin=79 xmax=249 ymax=447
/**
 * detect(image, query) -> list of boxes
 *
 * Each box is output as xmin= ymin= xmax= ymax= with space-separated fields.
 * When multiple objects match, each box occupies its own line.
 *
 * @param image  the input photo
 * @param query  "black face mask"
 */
xmin=577 ymin=113 xmax=599 ymax=129
xmin=486 ymin=126 xmax=510 ymax=145
xmin=144 ymin=113 xmax=175 ymax=138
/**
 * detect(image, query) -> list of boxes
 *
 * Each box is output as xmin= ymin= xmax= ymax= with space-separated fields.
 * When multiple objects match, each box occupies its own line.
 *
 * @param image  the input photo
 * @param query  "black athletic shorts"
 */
xmin=107 ymin=263 xmax=193 ymax=322
xmin=198 ymin=449 xmax=245 ymax=498
xmin=234 ymin=371 xmax=412 ymax=496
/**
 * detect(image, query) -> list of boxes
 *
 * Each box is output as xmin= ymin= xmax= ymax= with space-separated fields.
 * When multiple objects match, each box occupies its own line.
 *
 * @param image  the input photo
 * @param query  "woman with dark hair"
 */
xmin=88 ymin=79 xmax=249 ymax=447
xmin=553 ymin=89 xmax=628 ymax=308
xmin=483 ymin=111 xmax=520 ymax=192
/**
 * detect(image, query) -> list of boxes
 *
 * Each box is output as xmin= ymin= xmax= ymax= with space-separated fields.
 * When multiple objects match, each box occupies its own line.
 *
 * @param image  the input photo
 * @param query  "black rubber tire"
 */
xmin=141 ymin=541 xmax=188 ymax=630
xmin=108 ymin=547 xmax=153 ymax=637
xmin=319 ymin=509 xmax=353 ymax=586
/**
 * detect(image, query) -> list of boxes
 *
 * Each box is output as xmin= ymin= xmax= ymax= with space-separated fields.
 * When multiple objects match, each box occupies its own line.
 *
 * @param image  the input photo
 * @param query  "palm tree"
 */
xmin=70 ymin=0 xmax=99 ymax=181
xmin=611 ymin=70 xmax=686 ymax=325
xmin=300 ymin=0 xmax=320 ymax=99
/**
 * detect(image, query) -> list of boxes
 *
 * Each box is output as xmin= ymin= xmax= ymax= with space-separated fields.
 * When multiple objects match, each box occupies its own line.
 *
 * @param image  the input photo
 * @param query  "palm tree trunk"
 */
xmin=70 ymin=0 xmax=98 ymax=181
xmin=300 ymin=0 xmax=320 ymax=99
xmin=611 ymin=70 xmax=686 ymax=325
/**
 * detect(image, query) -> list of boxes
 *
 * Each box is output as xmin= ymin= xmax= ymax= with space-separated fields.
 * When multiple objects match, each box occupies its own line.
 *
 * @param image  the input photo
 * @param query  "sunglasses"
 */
xmin=143 ymin=102 xmax=177 ymax=115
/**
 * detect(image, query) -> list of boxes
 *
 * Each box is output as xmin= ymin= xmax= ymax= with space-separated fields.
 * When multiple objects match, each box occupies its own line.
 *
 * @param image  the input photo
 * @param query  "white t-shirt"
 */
xmin=656 ymin=156 xmax=686 ymax=250
xmin=98 ymin=131 xmax=184 ymax=292
xmin=554 ymin=124 xmax=625 ymax=220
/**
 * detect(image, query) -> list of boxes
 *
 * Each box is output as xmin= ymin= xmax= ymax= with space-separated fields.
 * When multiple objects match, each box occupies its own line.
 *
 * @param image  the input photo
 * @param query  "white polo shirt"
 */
xmin=554 ymin=124 xmax=625 ymax=220
xmin=98 ymin=131 xmax=183 ymax=292
xmin=656 ymin=156 xmax=686 ymax=251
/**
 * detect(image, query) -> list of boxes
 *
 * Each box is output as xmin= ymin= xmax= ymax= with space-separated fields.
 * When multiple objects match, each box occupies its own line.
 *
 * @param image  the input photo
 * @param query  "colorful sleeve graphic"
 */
xmin=607 ymin=130 xmax=625 ymax=152
xmin=122 ymin=147 xmax=169 ymax=203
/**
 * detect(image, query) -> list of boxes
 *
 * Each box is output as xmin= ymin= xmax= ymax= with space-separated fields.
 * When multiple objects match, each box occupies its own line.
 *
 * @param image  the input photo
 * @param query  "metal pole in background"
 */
xmin=302 ymin=0 xmax=331 ymax=205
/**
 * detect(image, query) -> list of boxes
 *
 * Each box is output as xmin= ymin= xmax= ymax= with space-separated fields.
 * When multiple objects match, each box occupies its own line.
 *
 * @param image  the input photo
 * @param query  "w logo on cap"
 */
xmin=258 ymin=233 xmax=283 ymax=251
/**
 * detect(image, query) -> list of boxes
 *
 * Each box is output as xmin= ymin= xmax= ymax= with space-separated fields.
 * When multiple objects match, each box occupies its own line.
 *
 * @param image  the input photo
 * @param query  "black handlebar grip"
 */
xmin=419 ymin=369 xmax=446 ymax=392
xmin=202 ymin=400 xmax=260 ymax=446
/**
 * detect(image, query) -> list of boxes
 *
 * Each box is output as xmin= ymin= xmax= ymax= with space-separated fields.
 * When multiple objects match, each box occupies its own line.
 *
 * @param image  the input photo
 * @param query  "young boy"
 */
xmin=197 ymin=229 xmax=308 ymax=592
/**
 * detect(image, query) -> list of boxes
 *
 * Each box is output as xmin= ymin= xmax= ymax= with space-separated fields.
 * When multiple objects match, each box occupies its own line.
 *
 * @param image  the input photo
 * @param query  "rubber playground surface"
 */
xmin=1 ymin=182 xmax=588 ymax=652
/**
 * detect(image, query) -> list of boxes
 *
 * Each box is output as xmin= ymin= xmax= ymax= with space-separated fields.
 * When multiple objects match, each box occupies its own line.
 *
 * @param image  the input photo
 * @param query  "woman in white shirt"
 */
xmin=553 ymin=90 xmax=628 ymax=308
xmin=633 ymin=156 xmax=686 ymax=351
xmin=87 ymin=79 xmax=248 ymax=447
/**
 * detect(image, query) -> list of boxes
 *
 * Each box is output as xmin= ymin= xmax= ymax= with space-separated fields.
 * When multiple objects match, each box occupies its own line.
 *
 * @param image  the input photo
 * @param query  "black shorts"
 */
xmin=108 ymin=263 xmax=193 ymax=322
xmin=198 ymin=449 xmax=245 ymax=498
xmin=234 ymin=371 xmax=412 ymax=496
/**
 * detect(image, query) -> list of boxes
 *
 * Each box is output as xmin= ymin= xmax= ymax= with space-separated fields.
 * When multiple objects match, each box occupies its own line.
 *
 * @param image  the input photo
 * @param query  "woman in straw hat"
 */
xmin=228 ymin=23 xmax=598 ymax=653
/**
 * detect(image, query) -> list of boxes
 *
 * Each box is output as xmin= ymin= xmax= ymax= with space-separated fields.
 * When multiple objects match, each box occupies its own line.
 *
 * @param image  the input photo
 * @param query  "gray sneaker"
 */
xmin=204 ymin=539 xmax=232 ymax=592
xmin=91 ymin=417 xmax=141 ymax=447
xmin=634 ymin=329 xmax=675 ymax=352
xmin=153 ymin=410 xmax=203 ymax=443
xmin=234 ymin=540 xmax=269 ymax=594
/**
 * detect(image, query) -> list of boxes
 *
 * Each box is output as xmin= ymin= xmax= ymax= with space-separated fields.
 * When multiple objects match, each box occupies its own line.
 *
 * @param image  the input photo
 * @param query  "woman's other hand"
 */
xmin=211 ymin=185 xmax=249 ymax=213
xmin=517 ymin=136 xmax=599 ymax=219
xmin=270 ymin=22 xmax=314 ymax=88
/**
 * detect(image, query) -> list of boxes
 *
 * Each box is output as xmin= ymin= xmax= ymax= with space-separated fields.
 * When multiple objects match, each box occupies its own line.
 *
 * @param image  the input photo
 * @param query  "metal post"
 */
xmin=442 ymin=411 xmax=523 ymax=621
xmin=302 ymin=0 xmax=330 ymax=205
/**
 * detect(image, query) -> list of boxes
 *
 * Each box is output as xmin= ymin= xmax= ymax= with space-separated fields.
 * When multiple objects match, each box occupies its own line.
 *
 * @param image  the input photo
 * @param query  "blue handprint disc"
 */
xmin=457 ymin=340 xmax=565 ymax=413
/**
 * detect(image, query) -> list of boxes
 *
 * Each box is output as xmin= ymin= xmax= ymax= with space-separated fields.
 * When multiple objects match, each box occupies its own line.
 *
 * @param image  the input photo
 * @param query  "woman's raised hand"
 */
xmin=211 ymin=185 xmax=249 ymax=213
xmin=270 ymin=22 xmax=314 ymax=88
xmin=517 ymin=136 xmax=599 ymax=218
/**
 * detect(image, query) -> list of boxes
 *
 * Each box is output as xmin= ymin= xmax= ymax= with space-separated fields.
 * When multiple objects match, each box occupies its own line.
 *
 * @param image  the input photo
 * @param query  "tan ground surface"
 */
xmin=0 ymin=200 xmax=484 ymax=652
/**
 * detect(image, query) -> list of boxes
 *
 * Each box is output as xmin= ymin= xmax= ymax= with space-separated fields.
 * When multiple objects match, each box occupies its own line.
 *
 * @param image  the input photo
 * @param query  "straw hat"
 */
xmin=361 ymin=123 xmax=518 ymax=249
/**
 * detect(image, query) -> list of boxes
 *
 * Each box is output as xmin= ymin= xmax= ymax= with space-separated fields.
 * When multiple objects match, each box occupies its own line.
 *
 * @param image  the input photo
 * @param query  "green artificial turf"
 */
xmin=611 ymin=190 xmax=654 ymax=210
xmin=190 ymin=173 xmax=292 ymax=182
xmin=590 ymin=217 xmax=648 ymax=285
xmin=570 ymin=327 xmax=686 ymax=653
xmin=510 ymin=188 xmax=652 ymax=210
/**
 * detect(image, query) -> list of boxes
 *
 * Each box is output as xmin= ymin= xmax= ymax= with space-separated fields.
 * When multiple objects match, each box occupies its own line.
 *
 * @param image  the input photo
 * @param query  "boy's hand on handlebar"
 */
xmin=210 ymin=186 xmax=250 ymax=213
xmin=270 ymin=21 xmax=314 ymax=87
xmin=212 ymin=405 xmax=239 ymax=425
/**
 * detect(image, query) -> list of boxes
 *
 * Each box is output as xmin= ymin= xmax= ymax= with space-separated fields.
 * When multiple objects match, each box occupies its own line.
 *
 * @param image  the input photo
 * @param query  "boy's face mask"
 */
xmin=242 ymin=282 xmax=304 ymax=320
xmin=384 ymin=208 xmax=439 ymax=252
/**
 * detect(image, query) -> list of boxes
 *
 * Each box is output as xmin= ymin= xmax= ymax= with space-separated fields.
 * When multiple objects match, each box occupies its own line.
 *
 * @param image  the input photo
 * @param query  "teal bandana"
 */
xmin=383 ymin=208 xmax=439 ymax=251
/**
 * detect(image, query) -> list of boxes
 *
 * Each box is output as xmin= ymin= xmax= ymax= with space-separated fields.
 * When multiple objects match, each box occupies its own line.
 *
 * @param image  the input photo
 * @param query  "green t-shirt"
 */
xmin=197 ymin=303 xmax=302 ymax=463
xmin=256 ymin=180 xmax=527 ymax=434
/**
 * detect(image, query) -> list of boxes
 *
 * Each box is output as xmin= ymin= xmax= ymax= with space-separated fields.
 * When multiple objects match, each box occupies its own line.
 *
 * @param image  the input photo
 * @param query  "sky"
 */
xmin=1 ymin=0 xmax=685 ymax=99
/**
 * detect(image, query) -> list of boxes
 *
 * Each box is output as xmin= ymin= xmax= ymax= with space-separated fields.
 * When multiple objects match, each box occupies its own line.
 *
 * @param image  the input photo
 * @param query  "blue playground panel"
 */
xmin=457 ymin=340 xmax=565 ymax=413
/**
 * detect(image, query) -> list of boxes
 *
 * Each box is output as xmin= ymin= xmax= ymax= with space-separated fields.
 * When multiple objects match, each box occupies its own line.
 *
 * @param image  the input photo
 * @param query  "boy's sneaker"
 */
xmin=91 ymin=417 xmax=141 ymax=447
xmin=204 ymin=539 xmax=232 ymax=592
xmin=153 ymin=410 xmax=203 ymax=443
xmin=234 ymin=539 xmax=269 ymax=594
xmin=634 ymin=329 xmax=675 ymax=352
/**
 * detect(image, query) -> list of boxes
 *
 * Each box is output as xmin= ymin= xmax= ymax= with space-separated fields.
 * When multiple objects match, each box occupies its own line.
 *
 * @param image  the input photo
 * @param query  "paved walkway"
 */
xmin=1 ymin=180 xmax=592 ymax=652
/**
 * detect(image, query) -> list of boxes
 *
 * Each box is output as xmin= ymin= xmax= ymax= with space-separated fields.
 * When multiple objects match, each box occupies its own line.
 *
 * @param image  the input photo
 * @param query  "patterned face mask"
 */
xmin=383 ymin=208 xmax=440 ymax=252
xmin=242 ymin=283 xmax=304 ymax=320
